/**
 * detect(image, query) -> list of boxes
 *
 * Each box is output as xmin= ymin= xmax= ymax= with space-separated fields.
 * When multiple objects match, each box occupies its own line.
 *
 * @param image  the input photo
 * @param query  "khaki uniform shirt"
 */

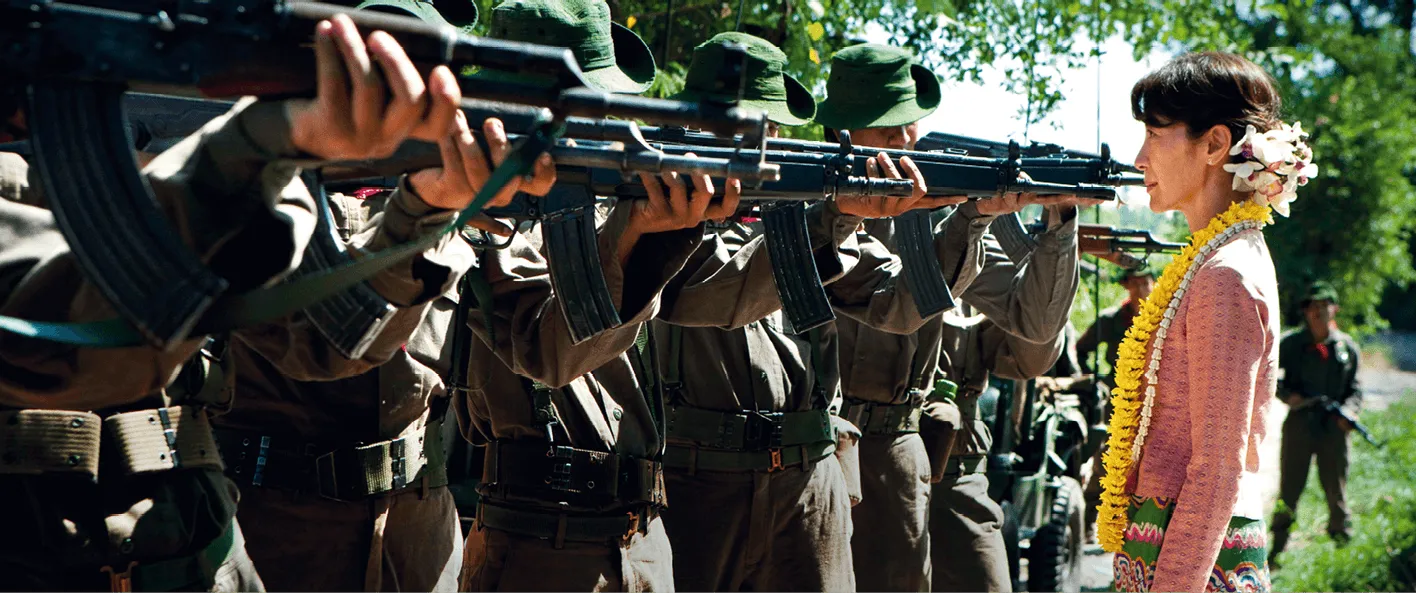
xmin=219 ymin=183 xmax=474 ymax=444
xmin=454 ymin=205 xmax=704 ymax=477
xmin=942 ymin=204 xmax=1080 ymax=456
xmin=0 ymin=98 xmax=317 ymax=411
xmin=654 ymin=202 xmax=991 ymax=414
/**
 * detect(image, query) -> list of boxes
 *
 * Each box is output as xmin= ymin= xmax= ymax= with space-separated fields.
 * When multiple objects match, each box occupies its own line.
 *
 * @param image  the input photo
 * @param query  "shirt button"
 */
xmin=612 ymin=409 xmax=623 ymax=420
xmin=758 ymin=370 xmax=769 ymax=381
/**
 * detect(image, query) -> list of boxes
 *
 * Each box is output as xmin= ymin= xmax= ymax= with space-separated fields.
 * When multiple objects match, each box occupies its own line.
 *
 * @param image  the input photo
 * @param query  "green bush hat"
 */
xmin=491 ymin=0 xmax=656 ymax=94
xmin=814 ymin=43 xmax=942 ymax=131
xmin=1302 ymin=281 xmax=1340 ymax=306
xmin=354 ymin=0 xmax=478 ymax=34
xmin=669 ymin=32 xmax=815 ymax=126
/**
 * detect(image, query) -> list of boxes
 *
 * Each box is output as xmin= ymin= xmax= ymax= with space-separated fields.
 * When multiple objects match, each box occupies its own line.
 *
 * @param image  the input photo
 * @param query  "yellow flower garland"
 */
xmin=1097 ymin=198 xmax=1275 ymax=552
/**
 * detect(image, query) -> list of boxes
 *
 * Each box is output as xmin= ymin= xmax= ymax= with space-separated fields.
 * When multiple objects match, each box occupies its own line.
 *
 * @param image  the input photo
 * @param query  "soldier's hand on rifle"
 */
xmin=617 ymin=156 xmax=730 ymax=264
xmin=1336 ymin=417 xmax=1354 ymax=432
xmin=408 ymin=114 xmax=556 ymax=236
xmin=837 ymin=153 xmax=967 ymax=218
xmin=287 ymin=15 xmax=462 ymax=161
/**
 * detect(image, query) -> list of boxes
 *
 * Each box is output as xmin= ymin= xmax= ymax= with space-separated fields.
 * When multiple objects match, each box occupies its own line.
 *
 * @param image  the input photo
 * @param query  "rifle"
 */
xmin=1 ymin=1 xmax=775 ymax=349
xmin=1293 ymin=395 xmax=1383 ymax=448
xmin=332 ymin=136 xmax=914 ymax=339
xmin=912 ymin=131 xmax=1145 ymax=188
xmin=1077 ymin=224 xmax=1185 ymax=271
xmin=448 ymin=116 xmax=1124 ymax=332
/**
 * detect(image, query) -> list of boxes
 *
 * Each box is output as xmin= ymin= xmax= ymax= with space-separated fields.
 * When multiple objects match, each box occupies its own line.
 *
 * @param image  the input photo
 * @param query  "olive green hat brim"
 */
xmin=814 ymin=64 xmax=941 ymax=130
xmin=669 ymin=73 xmax=815 ymax=126
xmin=580 ymin=22 xmax=657 ymax=94
xmin=355 ymin=0 xmax=476 ymax=33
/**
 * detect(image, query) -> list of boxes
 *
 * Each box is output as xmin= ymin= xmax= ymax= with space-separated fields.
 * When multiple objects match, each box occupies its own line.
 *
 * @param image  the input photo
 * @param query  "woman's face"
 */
xmin=1134 ymin=123 xmax=1211 ymax=213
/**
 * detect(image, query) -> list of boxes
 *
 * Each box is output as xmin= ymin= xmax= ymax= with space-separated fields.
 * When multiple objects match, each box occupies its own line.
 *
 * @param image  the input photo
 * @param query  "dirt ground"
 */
xmin=1074 ymin=331 xmax=1416 ymax=592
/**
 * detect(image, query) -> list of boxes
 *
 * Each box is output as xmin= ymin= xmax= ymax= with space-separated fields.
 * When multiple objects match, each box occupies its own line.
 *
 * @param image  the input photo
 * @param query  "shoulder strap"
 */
xmin=626 ymin=324 xmax=666 ymax=458
xmin=662 ymin=324 xmax=686 ymax=405
xmin=808 ymin=327 xmax=831 ymax=410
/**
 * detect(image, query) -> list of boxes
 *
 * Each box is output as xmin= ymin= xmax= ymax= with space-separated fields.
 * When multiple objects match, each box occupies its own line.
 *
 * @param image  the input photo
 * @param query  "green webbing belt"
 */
xmin=664 ymin=406 xmax=834 ymax=449
xmin=0 ymin=119 xmax=563 ymax=348
xmin=662 ymin=440 xmax=836 ymax=473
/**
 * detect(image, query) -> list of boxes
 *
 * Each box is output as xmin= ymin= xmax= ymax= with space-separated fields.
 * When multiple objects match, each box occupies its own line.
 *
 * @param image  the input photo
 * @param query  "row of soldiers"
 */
xmin=0 ymin=0 xmax=1101 ymax=591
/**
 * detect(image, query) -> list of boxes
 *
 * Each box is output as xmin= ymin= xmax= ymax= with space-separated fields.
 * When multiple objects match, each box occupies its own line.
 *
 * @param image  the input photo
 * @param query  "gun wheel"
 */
xmin=1026 ymin=476 xmax=1085 ymax=592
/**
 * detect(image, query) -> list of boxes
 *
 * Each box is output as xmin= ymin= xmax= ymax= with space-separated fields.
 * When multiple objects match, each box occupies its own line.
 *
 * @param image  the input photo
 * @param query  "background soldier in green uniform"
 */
xmin=0 ymin=13 xmax=459 ymax=590
xmin=1270 ymin=281 xmax=1363 ymax=564
xmin=1076 ymin=266 xmax=1155 ymax=387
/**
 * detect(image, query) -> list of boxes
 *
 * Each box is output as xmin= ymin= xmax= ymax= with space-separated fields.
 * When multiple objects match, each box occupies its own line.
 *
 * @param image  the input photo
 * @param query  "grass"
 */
xmin=1271 ymin=398 xmax=1416 ymax=592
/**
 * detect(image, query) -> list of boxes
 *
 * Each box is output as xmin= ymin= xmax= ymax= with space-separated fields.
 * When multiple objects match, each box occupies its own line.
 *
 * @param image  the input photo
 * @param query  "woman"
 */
xmin=1098 ymin=52 xmax=1318 ymax=592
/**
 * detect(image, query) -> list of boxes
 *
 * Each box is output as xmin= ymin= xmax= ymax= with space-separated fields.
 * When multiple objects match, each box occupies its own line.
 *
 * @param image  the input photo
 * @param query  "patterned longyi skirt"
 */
xmin=1112 ymin=496 xmax=1271 ymax=592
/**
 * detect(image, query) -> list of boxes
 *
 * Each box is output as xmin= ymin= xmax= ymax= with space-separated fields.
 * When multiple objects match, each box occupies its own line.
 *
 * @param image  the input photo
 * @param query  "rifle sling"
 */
xmin=0 ymin=121 xmax=562 ymax=348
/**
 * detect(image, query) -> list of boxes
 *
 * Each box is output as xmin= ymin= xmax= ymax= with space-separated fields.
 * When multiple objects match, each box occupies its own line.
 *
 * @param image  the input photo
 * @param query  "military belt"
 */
xmin=841 ymin=397 xmax=924 ymax=436
xmin=214 ymin=419 xmax=447 ymax=502
xmin=0 ymin=406 xmax=224 ymax=481
xmin=663 ymin=439 xmax=836 ymax=474
xmin=664 ymin=405 xmax=834 ymax=451
xmin=476 ymin=501 xmax=654 ymax=549
xmin=480 ymin=440 xmax=666 ymax=509
xmin=941 ymin=454 xmax=988 ymax=478
xmin=99 ymin=519 xmax=236 ymax=592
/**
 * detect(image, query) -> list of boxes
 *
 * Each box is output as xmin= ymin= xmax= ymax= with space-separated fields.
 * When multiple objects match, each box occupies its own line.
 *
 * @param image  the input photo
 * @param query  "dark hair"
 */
xmin=1131 ymin=52 xmax=1281 ymax=146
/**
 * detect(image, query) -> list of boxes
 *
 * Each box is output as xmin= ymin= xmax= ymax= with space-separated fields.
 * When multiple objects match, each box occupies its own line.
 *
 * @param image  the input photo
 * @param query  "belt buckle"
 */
xmin=100 ymin=561 xmax=137 ymax=592
xmin=768 ymin=448 xmax=784 ymax=472
xmin=312 ymin=447 xmax=348 ymax=502
xmin=621 ymin=511 xmax=642 ymax=544
xmin=743 ymin=411 xmax=783 ymax=450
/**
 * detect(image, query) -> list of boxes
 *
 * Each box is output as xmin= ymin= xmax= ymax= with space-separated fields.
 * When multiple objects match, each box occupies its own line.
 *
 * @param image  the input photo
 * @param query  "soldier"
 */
xmin=649 ymin=34 xmax=997 ymax=593
xmin=203 ymin=2 xmax=595 ymax=591
xmin=1270 ymin=281 xmax=1363 ymax=564
xmin=456 ymin=4 xmax=755 ymax=591
xmin=1076 ymin=265 xmax=1156 ymax=385
xmin=813 ymin=42 xmax=1095 ymax=592
xmin=0 ymin=14 xmax=459 ymax=590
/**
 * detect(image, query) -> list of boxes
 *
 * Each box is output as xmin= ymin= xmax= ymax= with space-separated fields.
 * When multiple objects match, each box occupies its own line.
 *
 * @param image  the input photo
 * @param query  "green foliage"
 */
xmin=1271 ymin=399 xmax=1416 ymax=592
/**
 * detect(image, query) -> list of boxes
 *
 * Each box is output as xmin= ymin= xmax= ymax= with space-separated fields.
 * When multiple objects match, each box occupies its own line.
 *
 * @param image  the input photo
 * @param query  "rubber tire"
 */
xmin=1000 ymin=500 xmax=1022 ymax=591
xmin=1026 ymin=476 xmax=1085 ymax=592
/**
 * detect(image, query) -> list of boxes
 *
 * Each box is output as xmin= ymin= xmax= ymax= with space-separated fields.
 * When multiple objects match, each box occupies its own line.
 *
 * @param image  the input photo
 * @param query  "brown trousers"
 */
xmin=0 ymin=470 xmax=264 ymax=592
xmin=928 ymin=472 xmax=1011 ymax=593
xmin=1271 ymin=410 xmax=1351 ymax=555
xmin=459 ymin=514 xmax=674 ymax=592
xmin=852 ymin=433 xmax=932 ymax=592
xmin=238 ymin=485 xmax=462 ymax=592
xmin=661 ymin=455 xmax=855 ymax=592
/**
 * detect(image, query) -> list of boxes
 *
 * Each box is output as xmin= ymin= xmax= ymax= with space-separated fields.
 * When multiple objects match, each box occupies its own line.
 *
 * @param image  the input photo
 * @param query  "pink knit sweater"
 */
xmin=1131 ymin=228 xmax=1280 ymax=592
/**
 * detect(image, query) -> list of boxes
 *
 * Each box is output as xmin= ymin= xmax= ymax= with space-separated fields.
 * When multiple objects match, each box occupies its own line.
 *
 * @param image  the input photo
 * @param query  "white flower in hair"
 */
xmin=1227 ymin=120 xmax=1318 ymax=217
xmin=1230 ymin=125 xmax=1260 ymax=156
